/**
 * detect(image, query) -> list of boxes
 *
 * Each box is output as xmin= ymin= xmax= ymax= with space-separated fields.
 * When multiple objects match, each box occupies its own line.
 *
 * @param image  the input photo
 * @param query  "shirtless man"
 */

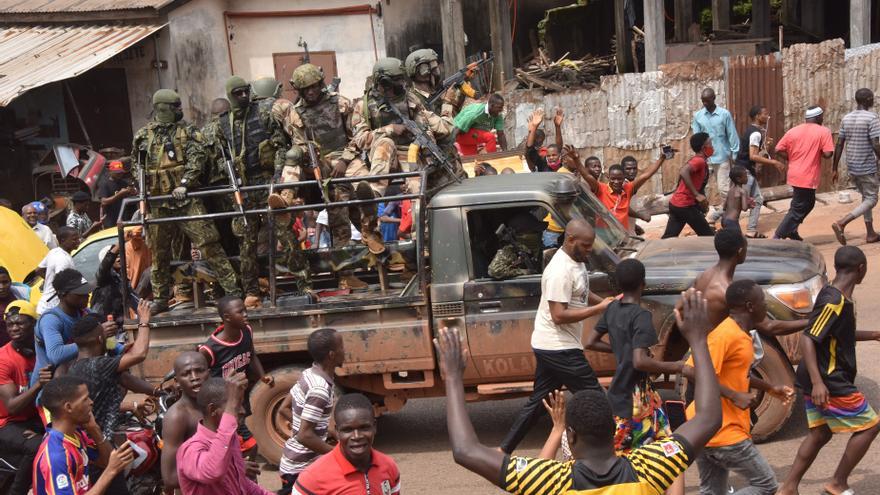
xmin=688 ymin=229 xmax=807 ymax=334
xmin=161 ymin=351 xmax=210 ymax=493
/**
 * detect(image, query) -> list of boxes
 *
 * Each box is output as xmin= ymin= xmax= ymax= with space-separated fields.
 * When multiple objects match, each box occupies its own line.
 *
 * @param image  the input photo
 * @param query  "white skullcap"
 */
xmin=805 ymin=106 xmax=823 ymax=119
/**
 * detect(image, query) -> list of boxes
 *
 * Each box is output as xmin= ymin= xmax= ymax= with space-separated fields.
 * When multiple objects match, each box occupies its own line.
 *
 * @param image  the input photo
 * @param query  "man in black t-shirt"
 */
xmin=585 ymin=259 xmax=684 ymax=454
xmin=779 ymin=246 xmax=880 ymax=495
xmin=97 ymin=160 xmax=135 ymax=228
xmin=733 ymin=105 xmax=784 ymax=238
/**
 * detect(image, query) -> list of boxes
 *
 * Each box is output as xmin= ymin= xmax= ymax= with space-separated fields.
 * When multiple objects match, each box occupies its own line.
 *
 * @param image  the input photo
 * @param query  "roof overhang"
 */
xmin=0 ymin=22 xmax=166 ymax=106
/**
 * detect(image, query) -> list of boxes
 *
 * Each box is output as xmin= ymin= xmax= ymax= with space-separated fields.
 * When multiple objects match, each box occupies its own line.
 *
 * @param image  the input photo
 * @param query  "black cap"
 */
xmin=71 ymin=191 xmax=91 ymax=203
xmin=54 ymin=275 xmax=94 ymax=296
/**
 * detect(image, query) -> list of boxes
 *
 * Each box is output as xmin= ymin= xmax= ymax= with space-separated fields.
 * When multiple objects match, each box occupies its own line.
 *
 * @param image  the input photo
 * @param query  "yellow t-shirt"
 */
xmin=685 ymin=317 xmax=754 ymax=447
xmin=544 ymin=169 xmax=573 ymax=233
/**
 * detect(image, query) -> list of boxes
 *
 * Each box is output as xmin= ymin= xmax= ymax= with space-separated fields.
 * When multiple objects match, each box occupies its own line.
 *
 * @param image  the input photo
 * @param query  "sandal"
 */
xmin=745 ymin=232 xmax=767 ymax=239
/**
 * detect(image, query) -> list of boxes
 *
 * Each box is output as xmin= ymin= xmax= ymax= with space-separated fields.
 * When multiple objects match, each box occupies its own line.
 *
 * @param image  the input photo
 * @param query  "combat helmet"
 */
xmin=405 ymin=49 xmax=439 ymax=77
xmin=290 ymin=64 xmax=324 ymax=90
xmin=251 ymin=77 xmax=282 ymax=99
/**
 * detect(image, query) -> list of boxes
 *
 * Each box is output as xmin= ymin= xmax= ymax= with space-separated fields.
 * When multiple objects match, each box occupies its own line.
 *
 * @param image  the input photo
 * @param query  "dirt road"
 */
xmin=259 ymin=191 xmax=880 ymax=494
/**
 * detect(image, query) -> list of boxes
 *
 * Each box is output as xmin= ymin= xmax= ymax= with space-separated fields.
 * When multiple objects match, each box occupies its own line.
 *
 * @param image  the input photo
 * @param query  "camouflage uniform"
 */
xmin=352 ymin=87 xmax=462 ymax=199
xmin=132 ymin=120 xmax=240 ymax=306
xmin=217 ymin=85 xmax=308 ymax=297
xmin=488 ymin=243 xmax=540 ymax=280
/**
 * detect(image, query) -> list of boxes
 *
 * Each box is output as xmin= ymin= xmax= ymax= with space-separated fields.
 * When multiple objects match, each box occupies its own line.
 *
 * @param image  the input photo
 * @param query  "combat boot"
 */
xmin=339 ymin=273 xmax=368 ymax=290
xmin=150 ymin=300 xmax=169 ymax=316
xmin=244 ymin=295 xmax=263 ymax=309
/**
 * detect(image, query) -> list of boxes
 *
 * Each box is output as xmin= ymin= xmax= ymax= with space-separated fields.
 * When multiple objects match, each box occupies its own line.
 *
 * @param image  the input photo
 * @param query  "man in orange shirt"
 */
xmin=773 ymin=106 xmax=834 ymax=240
xmin=683 ymin=280 xmax=793 ymax=495
xmin=565 ymin=146 xmax=668 ymax=230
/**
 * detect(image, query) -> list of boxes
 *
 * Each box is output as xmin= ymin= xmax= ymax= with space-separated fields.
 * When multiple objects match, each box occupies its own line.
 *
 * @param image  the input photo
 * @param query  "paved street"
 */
xmin=259 ymin=191 xmax=880 ymax=494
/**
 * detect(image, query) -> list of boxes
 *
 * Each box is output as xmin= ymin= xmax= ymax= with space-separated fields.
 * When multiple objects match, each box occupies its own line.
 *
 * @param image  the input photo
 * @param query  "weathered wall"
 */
xmin=844 ymin=42 xmax=880 ymax=108
xmin=167 ymin=0 xmax=231 ymax=126
xmin=225 ymin=0 xmax=386 ymax=101
xmin=781 ymin=39 xmax=846 ymax=131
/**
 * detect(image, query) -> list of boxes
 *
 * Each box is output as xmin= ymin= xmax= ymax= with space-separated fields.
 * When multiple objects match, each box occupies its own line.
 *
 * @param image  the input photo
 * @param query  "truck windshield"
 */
xmin=555 ymin=186 xmax=628 ymax=249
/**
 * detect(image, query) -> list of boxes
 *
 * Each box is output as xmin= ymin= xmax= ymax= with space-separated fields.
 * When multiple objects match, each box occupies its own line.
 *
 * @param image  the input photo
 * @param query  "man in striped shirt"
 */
xmin=436 ymin=288 xmax=722 ymax=495
xmin=831 ymin=88 xmax=880 ymax=245
xmin=278 ymin=328 xmax=345 ymax=495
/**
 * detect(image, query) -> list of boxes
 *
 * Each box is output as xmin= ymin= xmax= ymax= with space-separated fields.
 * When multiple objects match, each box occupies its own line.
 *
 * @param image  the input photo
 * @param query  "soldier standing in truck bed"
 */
xmin=132 ymin=89 xmax=241 ymax=315
xmin=404 ymin=48 xmax=460 ymax=119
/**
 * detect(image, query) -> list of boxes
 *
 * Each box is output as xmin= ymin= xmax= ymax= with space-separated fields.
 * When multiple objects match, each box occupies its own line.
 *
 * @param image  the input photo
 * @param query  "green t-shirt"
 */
xmin=454 ymin=103 xmax=503 ymax=132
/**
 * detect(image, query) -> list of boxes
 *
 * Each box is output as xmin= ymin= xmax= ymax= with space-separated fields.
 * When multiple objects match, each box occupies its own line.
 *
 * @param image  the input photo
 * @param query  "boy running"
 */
xmin=778 ymin=246 xmax=880 ymax=495
xmin=585 ymin=259 xmax=682 ymax=454
xmin=198 ymin=296 xmax=273 ymax=458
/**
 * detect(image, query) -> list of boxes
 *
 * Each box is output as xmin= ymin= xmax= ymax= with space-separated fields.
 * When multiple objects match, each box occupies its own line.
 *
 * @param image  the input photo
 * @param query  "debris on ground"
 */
xmin=513 ymin=48 xmax=616 ymax=92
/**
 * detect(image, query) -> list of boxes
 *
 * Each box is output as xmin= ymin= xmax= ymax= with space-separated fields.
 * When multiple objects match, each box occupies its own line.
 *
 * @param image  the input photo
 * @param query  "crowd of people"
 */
xmin=2 ymin=40 xmax=880 ymax=495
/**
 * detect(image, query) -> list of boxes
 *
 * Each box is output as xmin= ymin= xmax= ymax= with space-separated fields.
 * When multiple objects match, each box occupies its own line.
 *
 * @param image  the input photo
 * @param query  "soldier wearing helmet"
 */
xmin=352 ymin=57 xmax=462 ymax=228
xmin=404 ymin=48 xmax=460 ymax=118
xmin=132 ymin=89 xmax=241 ymax=315
xmin=215 ymin=76 xmax=297 ymax=307
xmin=251 ymin=76 xmax=282 ymax=100
xmin=274 ymin=63 xmax=370 ymax=289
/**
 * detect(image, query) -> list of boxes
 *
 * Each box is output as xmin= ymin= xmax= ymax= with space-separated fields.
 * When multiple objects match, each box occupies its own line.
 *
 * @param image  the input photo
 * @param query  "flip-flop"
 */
xmin=822 ymin=488 xmax=855 ymax=495
xmin=746 ymin=232 xmax=767 ymax=239
xmin=832 ymin=223 xmax=847 ymax=245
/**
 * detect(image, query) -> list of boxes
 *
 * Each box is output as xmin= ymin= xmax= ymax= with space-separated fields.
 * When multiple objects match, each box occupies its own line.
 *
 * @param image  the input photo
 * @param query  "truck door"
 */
xmin=460 ymin=203 xmax=614 ymax=381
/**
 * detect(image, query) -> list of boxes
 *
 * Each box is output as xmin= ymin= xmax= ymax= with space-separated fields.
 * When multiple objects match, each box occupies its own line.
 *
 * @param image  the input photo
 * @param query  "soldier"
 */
xmin=272 ymin=63 xmax=375 ymax=286
xmin=133 ymin=89 xmax=241 ymax=315
xmin=200 ymin=98 xmax=238 ymax=256
xmin=404 ymin=48 xmax=461 ymax=119
xmin=353 ymin=57 xmax=462 ymax=220
xmin=217 ymin=76 xmax=302 ymax=308
xmin=251 ymin=76 xmax=282 ymax=101
xmin=488 ymin=211 xmax=546 ymax=280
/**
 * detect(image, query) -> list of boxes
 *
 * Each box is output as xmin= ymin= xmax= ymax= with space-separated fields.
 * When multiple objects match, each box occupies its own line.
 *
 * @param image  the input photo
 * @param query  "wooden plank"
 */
xmin=440 ymin=0 xmax=466 ymax=77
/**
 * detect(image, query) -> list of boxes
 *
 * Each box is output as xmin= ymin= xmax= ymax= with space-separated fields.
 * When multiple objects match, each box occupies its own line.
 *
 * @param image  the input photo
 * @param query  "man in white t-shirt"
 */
xmin=36 ymin=227 xmax=80 ymax=314
xmin=315 ymin=209 xmax=361 ymax=249
xmin=500 ymin=219 xmax=614 ymax=453
xmin=22 ymin=203 xmax=58 ymax=249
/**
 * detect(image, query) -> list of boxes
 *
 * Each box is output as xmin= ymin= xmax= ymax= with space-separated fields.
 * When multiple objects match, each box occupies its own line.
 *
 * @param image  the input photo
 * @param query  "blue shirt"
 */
xmin=31 ymin=306 xmax=84 ymax=387
xmin=691 ymin=106 xmax=740 ymax=164
xmin=33 ymin=426 xmax=98 ymax=495
xmin=379 ymin=201 xmax=400 ymax=242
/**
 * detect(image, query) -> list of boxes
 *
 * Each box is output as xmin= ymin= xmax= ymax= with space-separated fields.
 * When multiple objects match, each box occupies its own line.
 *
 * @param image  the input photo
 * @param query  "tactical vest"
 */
xmin=294 ymin=95 xmax=349 ymax=157
xmin=362 ymin=90 xmax=411 ymax=147
xmin=219 ymin=102 xmax=273 ymax=181
xmin=140 ymin=123 xmax=189 ymax=196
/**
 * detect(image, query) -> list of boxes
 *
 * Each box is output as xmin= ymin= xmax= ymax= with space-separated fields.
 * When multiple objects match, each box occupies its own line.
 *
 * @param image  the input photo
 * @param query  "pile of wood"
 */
xmin=514 ymin=49 xmax=616 ymax=92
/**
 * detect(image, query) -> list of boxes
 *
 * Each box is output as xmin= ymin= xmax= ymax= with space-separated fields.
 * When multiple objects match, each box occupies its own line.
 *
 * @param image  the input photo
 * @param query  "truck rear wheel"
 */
xmin=248 ymin=365 xmax=303 ymax=466
xmin=751 ymin=342 xmax=796 ymax=442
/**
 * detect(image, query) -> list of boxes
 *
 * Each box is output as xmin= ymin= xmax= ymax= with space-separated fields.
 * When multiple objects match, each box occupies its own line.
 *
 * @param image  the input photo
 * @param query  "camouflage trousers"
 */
xmin=235 ymin=178 xmax=310 ymax=296
xmin=147 ymin=200 xmax=240 ymax=304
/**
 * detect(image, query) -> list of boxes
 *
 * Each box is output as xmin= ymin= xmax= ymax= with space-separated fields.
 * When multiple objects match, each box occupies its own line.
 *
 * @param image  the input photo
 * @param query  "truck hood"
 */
xmin=635 ymin=237 xmax=826 ymax=293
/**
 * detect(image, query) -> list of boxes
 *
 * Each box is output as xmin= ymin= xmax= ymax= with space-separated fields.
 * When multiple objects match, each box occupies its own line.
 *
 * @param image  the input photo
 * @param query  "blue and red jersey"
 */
xmin=32 ymin=427 xmax=98 ymax=495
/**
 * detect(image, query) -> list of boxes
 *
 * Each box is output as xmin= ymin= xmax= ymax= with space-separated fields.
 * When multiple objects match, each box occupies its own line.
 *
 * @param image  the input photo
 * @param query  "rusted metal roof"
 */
xmin=0 ymin=0 xmax=172 ymax=13
xmin=0 ymin=23 xmax=165 ymax=106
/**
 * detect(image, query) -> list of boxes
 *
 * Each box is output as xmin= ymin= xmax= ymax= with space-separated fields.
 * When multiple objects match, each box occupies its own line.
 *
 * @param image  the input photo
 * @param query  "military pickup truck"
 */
xmin=110 ymin=172 xmax=824 ymax=465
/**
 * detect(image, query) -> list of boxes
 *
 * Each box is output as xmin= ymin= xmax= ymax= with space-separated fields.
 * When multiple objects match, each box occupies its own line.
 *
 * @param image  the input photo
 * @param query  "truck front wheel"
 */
xmin=751 ymin=342 xmax=796 ymax=442
xmin=248 ymin=365 xmax=303 ymax=466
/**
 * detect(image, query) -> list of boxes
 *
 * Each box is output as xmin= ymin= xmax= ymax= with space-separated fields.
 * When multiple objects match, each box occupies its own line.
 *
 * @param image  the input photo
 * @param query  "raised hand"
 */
xmin=542 ymin=390 xmax=566 ymax=432
xmin=674 ymin=288 xmax=710 ymax=344
xmin=553 ymin=108 xmax=564 ymax=127
xmin=433 ymin=326 xmax=469 ymax=379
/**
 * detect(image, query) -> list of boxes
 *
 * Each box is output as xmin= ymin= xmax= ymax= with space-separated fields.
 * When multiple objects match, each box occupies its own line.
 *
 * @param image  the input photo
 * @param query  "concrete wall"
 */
xmin=225 ymin=0 xmax=386 ymax=100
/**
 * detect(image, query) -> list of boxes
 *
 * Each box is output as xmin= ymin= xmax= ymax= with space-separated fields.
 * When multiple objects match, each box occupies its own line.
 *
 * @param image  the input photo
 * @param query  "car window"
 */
xmin=466 ymin=204 xmax=548 ymax=280
xmin=72 ymin=237 xmax=116 ymax=285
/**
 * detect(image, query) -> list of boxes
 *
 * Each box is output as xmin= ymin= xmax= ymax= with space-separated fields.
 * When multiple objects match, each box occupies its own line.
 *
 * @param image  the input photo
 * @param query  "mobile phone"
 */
xmin=664 ymin=400 xmax=687 ymax=430
xmin=111 ymin=431 xmax=128 ymax=448
xmin=662 ymin=145 xmax=675 ymax=159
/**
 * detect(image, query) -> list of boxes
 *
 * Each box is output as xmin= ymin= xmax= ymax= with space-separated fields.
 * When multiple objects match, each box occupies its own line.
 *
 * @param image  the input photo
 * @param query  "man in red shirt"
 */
xmin=773 ymin=106 xmax=834 ymax=240
xmin=0 ymin=301 xmax=53 ymax=495
xmin=293 ymin=393 xmax=400 ymax=495
xmin=663 ymin=133 xmax=715 ymax=238
xmin=567 ymin=146 xmax=668 ymax=230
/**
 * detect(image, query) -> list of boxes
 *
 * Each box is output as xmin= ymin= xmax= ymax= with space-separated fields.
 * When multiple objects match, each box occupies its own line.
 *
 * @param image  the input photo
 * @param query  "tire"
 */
xmin=751 ymin=341 xmax=796 ymax=442
xmin=248 ymin=365 xmax=304 ymax=466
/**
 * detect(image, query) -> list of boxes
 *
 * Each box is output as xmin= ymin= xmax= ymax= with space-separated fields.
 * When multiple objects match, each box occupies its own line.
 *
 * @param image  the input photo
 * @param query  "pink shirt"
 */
xmin=775 ymin=122 xmax=834 ymax=189
xmin=177 ymin=413 xmax=272 ymax=495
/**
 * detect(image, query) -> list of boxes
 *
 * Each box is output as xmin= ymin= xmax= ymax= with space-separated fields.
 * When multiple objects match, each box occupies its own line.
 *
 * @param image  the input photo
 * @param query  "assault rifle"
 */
xmin=298 ymin=37 xmax=310 ymax=63
xmin=495 ymin=223 xmax=539 ymax=274
xmin=136 ymin=149 xmax=147 ymax=229
xmin=380 ymin=97 xmax=462 ymax=184
xmin=304 ymin=127 xmax=330 ymax=203
xmin=425 ymin=54 xmax=494 ymax=108
xmin=221 ymin=142 xmax=248 ymax=226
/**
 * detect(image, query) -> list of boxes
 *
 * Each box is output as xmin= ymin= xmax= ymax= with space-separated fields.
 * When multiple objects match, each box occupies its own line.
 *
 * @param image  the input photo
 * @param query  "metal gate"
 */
xmin=727 ymin=53 xmax=784 ymax=187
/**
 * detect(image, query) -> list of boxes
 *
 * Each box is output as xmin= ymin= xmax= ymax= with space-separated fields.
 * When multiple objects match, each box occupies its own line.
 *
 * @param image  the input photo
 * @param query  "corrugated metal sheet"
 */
xmin=0 ymin=23 xmax=166 ymax=107
xmin=727 ymin=53 xmax=784 ymax=186
xmin=844 ymin=42 xmax=880 ymax=109
xmin=603 ymin=72 xmax=665 ymax=149
xmin=782 ymin=39 xmax=846 ymax=131
xmin=0 ymin=0 xmax=171 ymax=13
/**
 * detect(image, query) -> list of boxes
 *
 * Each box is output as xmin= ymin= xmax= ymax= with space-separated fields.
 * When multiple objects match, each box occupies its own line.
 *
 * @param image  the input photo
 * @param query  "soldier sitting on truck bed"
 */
xmin=488 ymin=211 xmax=546 ymax=280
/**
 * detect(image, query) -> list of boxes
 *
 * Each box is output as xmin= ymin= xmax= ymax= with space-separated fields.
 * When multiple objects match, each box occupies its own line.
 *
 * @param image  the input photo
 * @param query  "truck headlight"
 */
xmin=767 ymin=275 xmax=824 ymax=312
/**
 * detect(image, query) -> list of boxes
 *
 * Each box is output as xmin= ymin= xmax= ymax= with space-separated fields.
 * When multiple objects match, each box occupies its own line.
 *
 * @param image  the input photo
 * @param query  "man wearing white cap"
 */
xmin=772 ymin=106 xmax=834 ymax=240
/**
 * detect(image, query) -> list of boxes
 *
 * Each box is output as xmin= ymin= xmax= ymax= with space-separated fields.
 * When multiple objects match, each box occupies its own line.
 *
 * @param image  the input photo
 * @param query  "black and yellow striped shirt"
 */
xmin=500 ymin=435 xmax=692 ymax=495
xmin=795 ymin=285 xmax=858 ymax=396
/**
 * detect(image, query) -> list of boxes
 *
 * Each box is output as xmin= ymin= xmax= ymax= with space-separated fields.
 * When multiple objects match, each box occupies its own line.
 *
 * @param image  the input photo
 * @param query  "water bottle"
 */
xmin=105 ymin=314 xmax=118 ymax=351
